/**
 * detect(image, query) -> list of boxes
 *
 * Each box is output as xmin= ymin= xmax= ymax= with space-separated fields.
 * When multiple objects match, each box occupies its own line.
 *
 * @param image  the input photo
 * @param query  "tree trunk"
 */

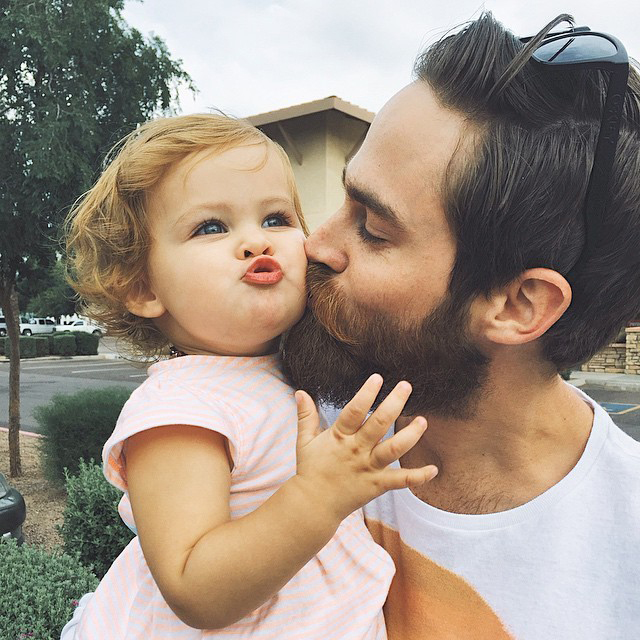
xmin=0 ymin=277 xmax=22 ymax=477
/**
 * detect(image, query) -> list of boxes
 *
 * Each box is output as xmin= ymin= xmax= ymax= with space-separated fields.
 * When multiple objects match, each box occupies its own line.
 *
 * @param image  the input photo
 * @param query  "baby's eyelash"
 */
xmin=193 ymin=219 xmax=227 ymax=236
xmin=264 ymin=211 xmax=296 ymax=227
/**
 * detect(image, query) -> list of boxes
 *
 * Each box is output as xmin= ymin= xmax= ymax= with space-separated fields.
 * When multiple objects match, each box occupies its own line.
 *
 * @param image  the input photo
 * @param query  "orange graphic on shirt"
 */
xmin=366 ymin=519 xmax=515 ymax=640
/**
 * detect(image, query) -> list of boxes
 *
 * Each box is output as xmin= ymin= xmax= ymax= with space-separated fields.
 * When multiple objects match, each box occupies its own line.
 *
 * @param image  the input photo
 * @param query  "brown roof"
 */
xmin=246 ymin=96 xmax=374 ymax=126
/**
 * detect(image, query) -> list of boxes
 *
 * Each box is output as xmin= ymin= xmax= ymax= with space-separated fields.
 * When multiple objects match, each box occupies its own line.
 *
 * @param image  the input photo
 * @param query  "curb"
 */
xmin=570 ymin=374 xmax=640 ymax=392
xmin=0 ymin=353 xmax=123 ymax=363
xmin=0 ymin=426 xmax=42 ymax=438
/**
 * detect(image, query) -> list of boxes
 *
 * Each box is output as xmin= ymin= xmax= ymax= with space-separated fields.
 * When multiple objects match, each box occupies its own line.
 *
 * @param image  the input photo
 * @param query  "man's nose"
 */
xmin=305 ymin=211 xmax=348 ymax=273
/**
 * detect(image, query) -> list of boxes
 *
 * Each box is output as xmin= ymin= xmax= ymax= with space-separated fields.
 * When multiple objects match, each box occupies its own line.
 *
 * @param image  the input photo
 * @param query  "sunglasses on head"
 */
xmin=520 ymin=26 xmax=629 ymax=265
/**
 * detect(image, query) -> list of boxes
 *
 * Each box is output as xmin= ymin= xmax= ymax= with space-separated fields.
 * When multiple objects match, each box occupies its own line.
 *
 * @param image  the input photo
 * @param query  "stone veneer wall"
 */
xmin=626 ymin=327 xmax=640 ymax=375
xmin=581 ymin=327 xmax=640 ymax=374
xmin=581 ymin=343 xmax=626 ymax=373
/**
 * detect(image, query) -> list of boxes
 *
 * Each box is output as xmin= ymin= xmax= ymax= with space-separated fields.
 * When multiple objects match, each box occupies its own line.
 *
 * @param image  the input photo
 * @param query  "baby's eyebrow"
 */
xmin=341 ymin=166 xmax=406 ymax=233
xmin=172 ymin=197 xmax=295 ymax=228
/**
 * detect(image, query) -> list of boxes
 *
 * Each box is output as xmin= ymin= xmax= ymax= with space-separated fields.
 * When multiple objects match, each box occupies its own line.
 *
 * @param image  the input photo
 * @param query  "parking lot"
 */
xmin=0 ymin=347 xmax=639 ymax=438
xmin=0 ymin=357 xmax=148 ymax=433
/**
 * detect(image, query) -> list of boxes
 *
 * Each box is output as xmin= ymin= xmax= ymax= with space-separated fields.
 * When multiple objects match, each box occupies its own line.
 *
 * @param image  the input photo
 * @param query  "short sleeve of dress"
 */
xmin=102 ymin=376 xmax=243 ymax=492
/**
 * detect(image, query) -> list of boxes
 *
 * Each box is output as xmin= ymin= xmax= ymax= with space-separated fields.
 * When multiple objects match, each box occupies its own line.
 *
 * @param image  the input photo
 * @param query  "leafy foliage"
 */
xmin=3 ymin=336 xmax=37 ymax=358
xmin=0 ymin=538 xmax=98 ymax=640
xmin=34 ymin=335 xmax=50 ymax=356
xmin=71 ymin=330 xmax=100 ymax=355
xmin=23 ymin=260 xmax=76 ymax=318
xmin=34 ymin=386 xmax=132 ymax=483
xmin=0 ymin=0 xmax=192 ymax=474
xmin=60 ymin=459 xmax=135 ymax=578
xmin=0 ymin=0 xmax=192 ymax=285
xmin=51 ymin=333 xmax=76 ymax=356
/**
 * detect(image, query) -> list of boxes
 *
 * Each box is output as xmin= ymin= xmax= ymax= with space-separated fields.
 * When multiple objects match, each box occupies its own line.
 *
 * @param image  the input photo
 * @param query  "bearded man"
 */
xmin=283 ymin=12 xmax=640 ymax=640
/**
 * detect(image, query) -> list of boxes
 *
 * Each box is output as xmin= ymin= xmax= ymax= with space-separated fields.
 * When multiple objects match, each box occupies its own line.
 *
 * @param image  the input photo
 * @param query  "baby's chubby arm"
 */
xmin=125 ymin=374 xmax=437 ymax=630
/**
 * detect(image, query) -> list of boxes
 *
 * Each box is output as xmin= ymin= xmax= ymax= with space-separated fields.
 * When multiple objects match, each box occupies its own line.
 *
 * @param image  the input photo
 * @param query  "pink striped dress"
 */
xmin=74 ymin=354 xmax=394 ymax=638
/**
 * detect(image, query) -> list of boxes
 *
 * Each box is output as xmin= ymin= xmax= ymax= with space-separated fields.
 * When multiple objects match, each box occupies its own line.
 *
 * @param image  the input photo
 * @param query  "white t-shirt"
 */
xmin=357 ymin=388 xmax=640 ymax=639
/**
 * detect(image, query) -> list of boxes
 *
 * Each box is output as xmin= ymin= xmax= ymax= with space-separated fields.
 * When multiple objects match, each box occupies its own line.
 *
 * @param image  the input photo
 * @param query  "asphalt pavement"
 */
xmin=1 ymin=342 xmax=639 ymax=438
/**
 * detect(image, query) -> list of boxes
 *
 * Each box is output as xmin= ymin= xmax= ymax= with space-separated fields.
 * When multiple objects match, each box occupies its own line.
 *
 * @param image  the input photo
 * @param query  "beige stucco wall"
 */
xmin=257 ymin=111 xmax=370 ymax=231
xmin=324 ymin=110 xmax=369 ymax=225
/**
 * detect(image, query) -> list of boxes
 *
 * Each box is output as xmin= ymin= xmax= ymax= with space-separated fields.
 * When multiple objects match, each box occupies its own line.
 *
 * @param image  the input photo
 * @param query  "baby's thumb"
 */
xmin=295 ymin=390 xmax=320 ymax=449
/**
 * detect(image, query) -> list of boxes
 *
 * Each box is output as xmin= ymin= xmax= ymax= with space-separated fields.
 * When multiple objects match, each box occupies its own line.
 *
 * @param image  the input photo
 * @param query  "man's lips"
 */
xmin=243 ymin=256 xmax=283 ymax=284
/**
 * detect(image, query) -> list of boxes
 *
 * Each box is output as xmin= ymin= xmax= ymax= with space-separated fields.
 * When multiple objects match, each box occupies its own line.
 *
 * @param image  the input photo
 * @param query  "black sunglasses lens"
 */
xmin=533 ymin=34 xmax=618 ymax=64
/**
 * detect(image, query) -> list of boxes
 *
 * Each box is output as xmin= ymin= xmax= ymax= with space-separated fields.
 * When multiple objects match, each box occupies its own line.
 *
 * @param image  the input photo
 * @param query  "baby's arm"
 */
xmin=126 ymin=374 xmax=436 ymax=630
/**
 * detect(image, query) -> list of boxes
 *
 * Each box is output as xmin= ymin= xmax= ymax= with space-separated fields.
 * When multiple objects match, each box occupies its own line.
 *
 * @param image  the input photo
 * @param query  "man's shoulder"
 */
xmin=598 ymin=419 xmax=640 ymax=488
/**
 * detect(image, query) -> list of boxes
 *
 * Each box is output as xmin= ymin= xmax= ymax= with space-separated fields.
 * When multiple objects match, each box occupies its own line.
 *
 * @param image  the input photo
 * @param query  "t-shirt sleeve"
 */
xmin=103 ymin=378 xmax=243 ymax=492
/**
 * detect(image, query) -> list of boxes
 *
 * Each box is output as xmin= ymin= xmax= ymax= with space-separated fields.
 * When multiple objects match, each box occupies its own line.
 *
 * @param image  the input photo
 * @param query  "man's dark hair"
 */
xmin=414 ymin=13 xmax=640 ymax=370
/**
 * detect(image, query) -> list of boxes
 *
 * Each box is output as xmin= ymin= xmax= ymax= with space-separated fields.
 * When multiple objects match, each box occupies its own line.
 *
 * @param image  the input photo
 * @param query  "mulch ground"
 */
xmin=0 ymin=429 xmax=66 ymax=551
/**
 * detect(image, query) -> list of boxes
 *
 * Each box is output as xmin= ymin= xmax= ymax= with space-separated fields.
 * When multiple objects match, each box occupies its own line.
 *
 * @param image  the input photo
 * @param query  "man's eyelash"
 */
xmin=356 ymin=216 xmax=386 ymax=245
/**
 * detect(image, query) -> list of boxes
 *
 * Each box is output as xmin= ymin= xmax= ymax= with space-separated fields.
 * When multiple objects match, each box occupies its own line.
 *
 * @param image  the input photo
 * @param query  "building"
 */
xmin=246 ymin=96 xmax=374 ymax=231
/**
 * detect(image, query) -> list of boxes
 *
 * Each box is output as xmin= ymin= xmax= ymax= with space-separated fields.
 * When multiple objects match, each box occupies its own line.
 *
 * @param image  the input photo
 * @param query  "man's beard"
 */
xmin=282 ymin=264 xmax=490 ymax=419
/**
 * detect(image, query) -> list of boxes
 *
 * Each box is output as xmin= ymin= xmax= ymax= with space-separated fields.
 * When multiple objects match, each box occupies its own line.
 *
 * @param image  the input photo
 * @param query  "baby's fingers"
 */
xmin=334 ymin=373 xmax=384 ymax=435
xmin=295 ymin=390 xmax=321 ymax=449
xmin=370 ymin=416 xmax=428 ymax=468
xmin=357 ymin=380 xmax=413 ymax=446
xmin=384 ymin=465 xmax=438 ymax=491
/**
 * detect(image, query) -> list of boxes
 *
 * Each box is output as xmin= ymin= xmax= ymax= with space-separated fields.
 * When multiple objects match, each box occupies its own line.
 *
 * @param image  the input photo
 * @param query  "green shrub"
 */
xmin=71 ymin=330 xmax=100 ymax=355
xmin=60 ymin=459 xmax=134 ymax=578
xmin=34 ymin=336 xmax=50 ymax=357
xmin=34 ymin=386 xmax=132 ymax=484
xmin=47 ymin=333 xmax=56 ymax=353
xmin=560 ymin=369 xmax=573 ymax=380
xmin=0 ymin=538 xmax=98 ymax=640
xmin=51 ymin=333 xmax=76 ymax=356
xmin=0 ymin=337 xmax=4 ymax=356
xmin=4 ymin=336 xmax=37 ymax=358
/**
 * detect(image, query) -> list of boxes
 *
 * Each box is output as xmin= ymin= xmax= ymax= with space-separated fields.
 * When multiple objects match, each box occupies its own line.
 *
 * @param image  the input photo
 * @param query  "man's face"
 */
xmin=282 ymin=82 xmax=489 ymax=417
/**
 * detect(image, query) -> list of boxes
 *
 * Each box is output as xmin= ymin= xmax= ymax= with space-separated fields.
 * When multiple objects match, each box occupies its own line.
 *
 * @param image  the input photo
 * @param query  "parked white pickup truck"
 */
xmin=55 ymin=319 xmax=104 ymax=336
xmin=19 ymin=318 xmax=57 ymax=336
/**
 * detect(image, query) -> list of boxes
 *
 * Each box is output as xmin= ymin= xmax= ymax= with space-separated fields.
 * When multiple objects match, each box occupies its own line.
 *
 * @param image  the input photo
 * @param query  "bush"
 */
xmin=34 ymin=336 xmax=50 ymax=357
xmin=3 ymin=336 xmax=37 ymax=358
xmin=51 ymin=333 xmax=76 ymax=356
xmin=34 ymin=386 xmax=132 ymax=484
xmin=0 ymin=538 xmax=98 ymax=639
xmin=47 ymin=333 xmax=56 ymax=353
xmin=560 ymin=369 xmax=573 ymax=380
xmin=60 ymin=460 xmax=134 ymax=579
xmin=71 ymin=330 xmax=100 ymax=355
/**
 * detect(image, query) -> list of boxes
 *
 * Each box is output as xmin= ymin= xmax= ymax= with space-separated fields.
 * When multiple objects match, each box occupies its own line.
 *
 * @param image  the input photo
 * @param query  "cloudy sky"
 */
xmin=122 ymin=0 xmax=639 ymax=118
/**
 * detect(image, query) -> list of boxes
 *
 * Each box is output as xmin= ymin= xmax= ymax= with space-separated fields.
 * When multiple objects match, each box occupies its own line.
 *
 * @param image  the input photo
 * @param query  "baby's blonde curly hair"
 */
xmin=65 ymin=113 xmax=307 ymax=359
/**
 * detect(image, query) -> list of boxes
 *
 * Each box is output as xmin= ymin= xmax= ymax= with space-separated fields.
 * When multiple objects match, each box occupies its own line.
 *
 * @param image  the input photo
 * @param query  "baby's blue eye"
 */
xmin=262 ymin=213 xmax=291 ymax=228
xmin=194 ymin=220 xmax=227 ymax=235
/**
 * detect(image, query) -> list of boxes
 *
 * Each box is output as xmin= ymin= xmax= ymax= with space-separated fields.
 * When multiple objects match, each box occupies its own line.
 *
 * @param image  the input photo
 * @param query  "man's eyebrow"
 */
xmin=341 ymin=166 xmax=405 ymax=232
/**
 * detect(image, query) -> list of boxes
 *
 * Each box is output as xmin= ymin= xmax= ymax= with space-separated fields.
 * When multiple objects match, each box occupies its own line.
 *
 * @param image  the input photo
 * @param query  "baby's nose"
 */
xmin=239 ymin=233 xmax=273 ymax=258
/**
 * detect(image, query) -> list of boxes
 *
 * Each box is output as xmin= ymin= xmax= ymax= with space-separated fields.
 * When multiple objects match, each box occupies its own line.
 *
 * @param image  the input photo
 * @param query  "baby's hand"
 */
xmin=293 ymin=374 xmax=437 ymax=523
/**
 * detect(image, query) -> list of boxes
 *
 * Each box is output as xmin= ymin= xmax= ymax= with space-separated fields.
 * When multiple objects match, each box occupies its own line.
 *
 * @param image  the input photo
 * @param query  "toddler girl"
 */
xmin=61 ymin=114 xmax=436 ymax=638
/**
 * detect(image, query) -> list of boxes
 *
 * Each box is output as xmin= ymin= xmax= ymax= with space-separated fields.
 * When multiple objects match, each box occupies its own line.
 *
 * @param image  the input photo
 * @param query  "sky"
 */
xmin=121 ymin=0 xmax=640 ymax=119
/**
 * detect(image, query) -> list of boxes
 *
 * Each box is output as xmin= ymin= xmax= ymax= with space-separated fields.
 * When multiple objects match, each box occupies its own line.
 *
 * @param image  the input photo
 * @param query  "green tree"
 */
xmin=0 ymin=0 xmax=193 ymax=476
xmin=24 ymin=259 xmax=77 ymax=318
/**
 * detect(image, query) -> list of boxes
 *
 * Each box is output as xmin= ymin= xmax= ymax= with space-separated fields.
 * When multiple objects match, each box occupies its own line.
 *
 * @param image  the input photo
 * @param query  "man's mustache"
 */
xmin=305 ymin=262 xmax=362 ymax=347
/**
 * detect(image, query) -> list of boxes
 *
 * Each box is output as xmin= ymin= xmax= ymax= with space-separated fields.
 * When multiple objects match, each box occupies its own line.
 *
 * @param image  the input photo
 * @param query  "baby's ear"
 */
xmin=125 ymin=282 xmax=165 ymax=319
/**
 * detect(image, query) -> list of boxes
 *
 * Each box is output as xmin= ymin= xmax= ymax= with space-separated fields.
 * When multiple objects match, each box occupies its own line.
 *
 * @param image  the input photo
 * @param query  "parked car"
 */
xmin=0 ymin=472 xmax=26 ymax=544
xmin=56 ymin=318 xmax=104 ymax=337
xmin=19 ymin=317 xmax=56 ymax=336
xmin=0 ymin=316 xmax=6 ymax=337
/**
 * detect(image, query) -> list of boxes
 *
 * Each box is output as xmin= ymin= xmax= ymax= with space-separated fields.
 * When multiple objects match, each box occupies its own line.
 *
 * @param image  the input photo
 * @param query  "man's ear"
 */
xmin=124 ymin=282 xmax=166 ymax=319
xmin=475 ymin=268 xmax=572 ymax=346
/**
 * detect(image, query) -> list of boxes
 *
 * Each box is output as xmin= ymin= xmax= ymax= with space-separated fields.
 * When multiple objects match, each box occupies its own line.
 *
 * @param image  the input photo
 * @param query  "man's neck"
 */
xmin=398 ymin=373 xmax=594 ymax=514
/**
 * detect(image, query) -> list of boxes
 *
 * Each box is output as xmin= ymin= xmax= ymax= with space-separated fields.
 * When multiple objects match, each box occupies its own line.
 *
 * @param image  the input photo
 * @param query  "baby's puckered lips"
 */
xmin=243 ymin=256 xmax=284 ymax=285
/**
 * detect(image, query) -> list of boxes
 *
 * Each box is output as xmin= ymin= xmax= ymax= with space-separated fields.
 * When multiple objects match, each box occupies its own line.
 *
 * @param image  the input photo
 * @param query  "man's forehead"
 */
xmin=346 ymin=82 xmax=465 ymax=218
